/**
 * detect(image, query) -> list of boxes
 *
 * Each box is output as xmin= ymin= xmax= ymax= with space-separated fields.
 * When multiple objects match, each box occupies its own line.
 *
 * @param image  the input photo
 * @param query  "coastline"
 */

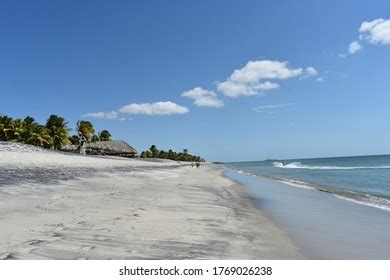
xmin=226 ymin=157 xmax=390 ymax=212
xmin=0 ymin=149 xmax=302 ymax=259
xmin=225 ymin=168 xmax=390 ymax=259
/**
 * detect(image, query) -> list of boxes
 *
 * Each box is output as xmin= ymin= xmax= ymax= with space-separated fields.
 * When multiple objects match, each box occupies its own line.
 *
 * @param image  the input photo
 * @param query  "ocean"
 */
xmin=225 ymin=155 xmax=390 ymax=211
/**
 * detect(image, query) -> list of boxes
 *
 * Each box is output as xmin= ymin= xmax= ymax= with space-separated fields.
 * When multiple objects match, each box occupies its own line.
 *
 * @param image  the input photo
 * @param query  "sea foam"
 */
xmin=273 ymin=161 xmax=390 ymax=170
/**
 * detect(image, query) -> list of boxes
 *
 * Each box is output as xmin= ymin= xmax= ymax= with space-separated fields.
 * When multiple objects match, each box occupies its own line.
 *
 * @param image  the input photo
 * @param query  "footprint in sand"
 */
xmin=0 ymin=252 xmax=16 ymax=260
xmin=52 ymin=232 xmax=63 ymax=238
xmin=25 ymin=239 xmax=45 ymax=246
xmin=81 ymin=245 xmax=96 ymax=251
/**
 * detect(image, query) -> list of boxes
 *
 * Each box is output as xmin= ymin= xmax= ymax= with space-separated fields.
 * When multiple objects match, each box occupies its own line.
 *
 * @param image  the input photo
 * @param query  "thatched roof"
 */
xmin=89 ymin=140 xmax=137 ymax=155
xmin=61 ymin=144 xmax=78 ymax=152
xmin=61 ymin=140 xmax=137 ymax=157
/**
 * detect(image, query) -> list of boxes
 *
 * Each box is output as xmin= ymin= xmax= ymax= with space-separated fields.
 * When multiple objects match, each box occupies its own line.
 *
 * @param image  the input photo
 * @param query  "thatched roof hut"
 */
xmin=62 ymin=140 xmax=137 ymax=158
xmin=88 ymin=140 xmax=137 ymax=157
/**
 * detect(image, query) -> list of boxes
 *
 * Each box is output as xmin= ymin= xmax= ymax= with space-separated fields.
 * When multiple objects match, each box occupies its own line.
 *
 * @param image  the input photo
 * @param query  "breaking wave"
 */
xmin=273 ymin=161 xmax=390 ymax=170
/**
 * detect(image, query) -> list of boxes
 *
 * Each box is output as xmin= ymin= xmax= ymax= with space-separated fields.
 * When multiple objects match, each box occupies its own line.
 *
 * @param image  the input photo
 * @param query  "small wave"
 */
xmin=229 ymin=164 xmax=390 ymax=211
xmin=333 ymin=194 xmax=390 ymax=212
xmin=267 ymin=176 xmax=390 ymax=212
xmin=269 ymin=177 xmax=317 ymax=190
xmin=273 ymin=161 xmax=390 ymax=170
xmin=237 ymin=170 xmax=257 ymax=177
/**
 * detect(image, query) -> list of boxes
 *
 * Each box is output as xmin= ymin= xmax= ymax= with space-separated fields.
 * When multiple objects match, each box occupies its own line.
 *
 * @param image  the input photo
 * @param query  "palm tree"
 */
xmin=139 ymin=146 xmax=204 ymax=162
xmin=23 ymin=116 xmax=36 ymax=125
xmin=1 ymin=114 xmax=117 ymax=152
xmin=0 ymin=116 xmax=37 ymax=143
xmin=149 ymin=145 xmax=159 ymax=158
xmin=13 ymin=119 xmax=27 ymax=141
xmin=91 ymin=135 xmax=100 ymax=143
xmin=158 ymin=150 xmax=168 ymax=159
xmin=0 ymin=117 xmax=26 ymax=142
xmin=26 ymin=125 xmax=53 ymax=148
xmin=20 ymin=116 xmax=37 ymax=143
xmin=76 ymin=120 xmax=95 ymax=141
xmin=68 ymin=135 xmax=80 ymax=145
xmin=45 ymin=115 xmax=70 ymax=149
xmin=168 ymin=149 xmax=177 ymax=160
xmin=0 ymin=115 xmax=15 ymax=141
xmin=145 ymin=150 xmax=152 ymax=158
xmin=99 ymin=130 xmax=111 ymax=141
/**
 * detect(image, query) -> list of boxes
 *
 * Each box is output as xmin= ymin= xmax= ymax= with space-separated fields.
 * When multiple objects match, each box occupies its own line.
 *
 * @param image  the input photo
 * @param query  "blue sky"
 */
xmin=1 ymin=0 xmax=390 ymax=162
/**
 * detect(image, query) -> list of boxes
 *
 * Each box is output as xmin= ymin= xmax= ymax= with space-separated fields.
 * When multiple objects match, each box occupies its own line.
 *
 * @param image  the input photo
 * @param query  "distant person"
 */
xmin=191 ymin=162 xmax=194 ymax=168
xmin=196 ymin=162 xmax=200 ymax=168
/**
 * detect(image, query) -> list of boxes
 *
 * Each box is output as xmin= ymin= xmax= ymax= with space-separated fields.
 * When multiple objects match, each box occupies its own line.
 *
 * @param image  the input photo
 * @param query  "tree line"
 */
xmin=1 ymin=113 xmax=206 ymax=161
xmin=140 ymin=145 xmax=204 ymax=162
xmin=0 ymin=113 xmax=112 ymax=150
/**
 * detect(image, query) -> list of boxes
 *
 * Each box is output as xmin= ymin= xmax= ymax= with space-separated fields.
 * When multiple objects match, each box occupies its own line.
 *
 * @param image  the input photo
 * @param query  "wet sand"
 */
xmin=227 ymin=169 xmax=390 ymax=259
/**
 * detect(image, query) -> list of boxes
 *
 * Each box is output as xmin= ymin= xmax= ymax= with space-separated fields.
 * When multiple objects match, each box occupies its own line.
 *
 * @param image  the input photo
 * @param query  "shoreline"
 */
xmin=263 ymin=175 xmax=390 ymax=212
xmin=267 ymin=174 xmax=390 ymax=212
xmin=226 ymin=169 xmax=390 ymax=259
xmin=0 ymin=151 xmax=303 ymax=259
xmin=225 ymin=156 xmax=390 ymax=213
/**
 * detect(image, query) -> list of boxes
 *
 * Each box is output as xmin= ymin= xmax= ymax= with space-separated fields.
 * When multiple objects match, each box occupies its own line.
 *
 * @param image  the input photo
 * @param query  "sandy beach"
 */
xmin=0 ymin=144 xmax=302 ymax=259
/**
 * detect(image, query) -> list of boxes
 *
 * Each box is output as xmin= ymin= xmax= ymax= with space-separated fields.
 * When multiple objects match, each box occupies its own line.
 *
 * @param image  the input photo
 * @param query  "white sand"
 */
xmin=0 ymin=144 xmax=302 ymax=259
xmin=0 ymin=142 xmax=180 ymax=169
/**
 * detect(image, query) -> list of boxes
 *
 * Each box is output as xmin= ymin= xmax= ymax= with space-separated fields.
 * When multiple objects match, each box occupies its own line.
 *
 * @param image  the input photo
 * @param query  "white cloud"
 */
xmin=216 ymin=60 xmax=313 ymax=97
xmin=229 ymin=60 xmax=303 ymax=83
xmin=83 ymin=111 xmax=118 ymax=120
xmin=119 ymin=101 xmax=189 ymax=116
xmin=300 ymin=67 xmax=319 ymax=79
xmin=217 ymin=80 xmax=279 ymax=97
xmin=305 ymin=67 xmax=318 ymax=76
xmin=359 ymin=18 xmax=385 ymax=33
xmin=340 ymin=41 xmax=362 ymax=57
xmin=340 ymin=18 xmax=389 ymax=57
xmin=348 ymin=41 xmax=362 ymax=54
xmin=181 ymin=87 xmax=224 ymax=108
xmin=359 ymin=18 xmax=390 ymax=44
xmin=118 ymin=117 xmax=132 ymax=121
xmin=252 ymin=103 xmax=297 ymax=112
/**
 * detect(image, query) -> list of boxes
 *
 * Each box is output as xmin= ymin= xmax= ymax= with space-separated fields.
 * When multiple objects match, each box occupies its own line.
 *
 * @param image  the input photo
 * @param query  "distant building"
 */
xmin=62 ymin=140 xmax=137 ymax=158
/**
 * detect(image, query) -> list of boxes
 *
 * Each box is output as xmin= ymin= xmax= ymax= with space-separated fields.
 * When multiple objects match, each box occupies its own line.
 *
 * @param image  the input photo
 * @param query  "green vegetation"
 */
xmin=99 ymin=130 xmax=112 ymax=141
xmin=76 ymin=120 xmax=95 ymax=142
xmin=46 ymin=115 xmax=70 ymax=150
xmin=0 ymin=113 xmax=112 ymax=150
xmin=140 ymin=145 xmax=204 ymax=162
xmin=1 ymin=114 xmax=206 ymax=161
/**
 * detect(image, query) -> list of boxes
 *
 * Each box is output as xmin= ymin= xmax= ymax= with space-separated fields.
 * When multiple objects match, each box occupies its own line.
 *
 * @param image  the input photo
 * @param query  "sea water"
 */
xmin=225 ymin=155 xmax=390 ymax=211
